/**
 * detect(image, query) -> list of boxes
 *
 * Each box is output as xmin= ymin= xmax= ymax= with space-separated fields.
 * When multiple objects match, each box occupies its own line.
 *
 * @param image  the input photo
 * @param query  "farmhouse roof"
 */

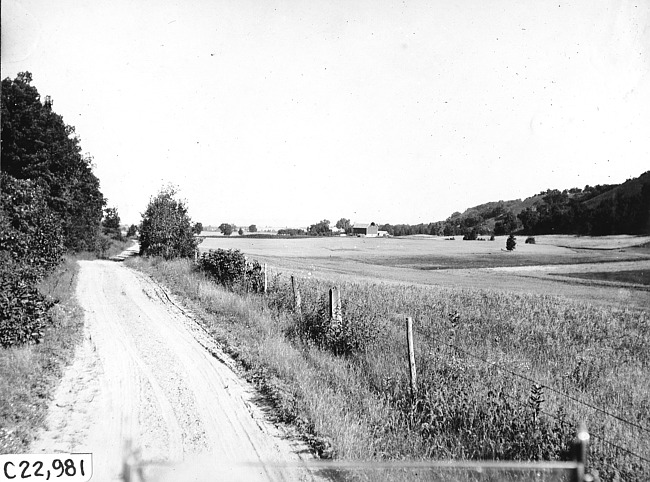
xmin=353 ymin=223 xmax=371 ymax=229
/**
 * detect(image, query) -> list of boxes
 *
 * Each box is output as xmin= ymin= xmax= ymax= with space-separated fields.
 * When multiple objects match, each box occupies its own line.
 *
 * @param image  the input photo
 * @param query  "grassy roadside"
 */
xmin=126 ymin=256 xmax=398 ymax=459
xmin=126 ymin=255 xmax=649 ymax=480
xmin=0 ymin=238 xmax=134 ymax=454
xmin=0 ymin=257 xmax=84 ymax=454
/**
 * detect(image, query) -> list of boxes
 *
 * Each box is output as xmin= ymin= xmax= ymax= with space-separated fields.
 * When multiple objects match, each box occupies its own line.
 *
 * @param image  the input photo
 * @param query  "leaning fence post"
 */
xmin=329 ymin=287 xmax=342 ymax=327
xmin=291 ymin=276 xmax=302 ymax=314
xmin=573 ymin=422 xmax=590 ymax=482
xmin=406 ymin=317 xmax=417 ymax=397
xmin=243 ymin=257 xmax=248 ymax=293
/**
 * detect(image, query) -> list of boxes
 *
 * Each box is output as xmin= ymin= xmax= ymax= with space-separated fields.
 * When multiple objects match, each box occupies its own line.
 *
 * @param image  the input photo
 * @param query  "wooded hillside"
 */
xmin=380 ymin=171 xmax=650 ymax=237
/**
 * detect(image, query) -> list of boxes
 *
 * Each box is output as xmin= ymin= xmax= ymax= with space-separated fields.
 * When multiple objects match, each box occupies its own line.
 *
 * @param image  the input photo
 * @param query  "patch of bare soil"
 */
xmin=30 ymin=260 xmax=320 ymax=482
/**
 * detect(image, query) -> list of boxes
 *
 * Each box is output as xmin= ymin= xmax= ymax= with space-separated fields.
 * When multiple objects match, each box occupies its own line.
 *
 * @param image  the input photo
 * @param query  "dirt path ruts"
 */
xmin=31 ymin=259 xmax=319 ymax=482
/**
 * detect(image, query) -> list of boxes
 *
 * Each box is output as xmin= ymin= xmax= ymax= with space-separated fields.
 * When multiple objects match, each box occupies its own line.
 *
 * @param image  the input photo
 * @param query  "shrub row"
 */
xmin=0 ymin=273 xmax=56 ymax=348
xmin=196 ymin=249 xmax=265 ymax=293
xmin=1 ymin=174 xmax=64 ymax=348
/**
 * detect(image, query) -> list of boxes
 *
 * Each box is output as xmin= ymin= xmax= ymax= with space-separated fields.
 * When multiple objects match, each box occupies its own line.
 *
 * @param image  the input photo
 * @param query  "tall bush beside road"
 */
xmin=1 ymin=258 xmax=84 ymax=451
xmin=0 ymin=174 xmax=64 ymax=347
xmin=139 ymin=186 xmax=199 ymax=259
xmin=197 ymin=249 xmax=265 ymax=292
xmin=1 ymin=72 xmax=104 ymax=347
xmin=0 ymin=174 xmax=64 ymax=281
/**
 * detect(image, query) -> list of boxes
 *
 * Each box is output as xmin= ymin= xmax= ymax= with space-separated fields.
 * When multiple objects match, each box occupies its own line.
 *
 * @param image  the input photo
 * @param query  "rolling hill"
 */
xmin=449 ymin=170 xmax=650 ymax=236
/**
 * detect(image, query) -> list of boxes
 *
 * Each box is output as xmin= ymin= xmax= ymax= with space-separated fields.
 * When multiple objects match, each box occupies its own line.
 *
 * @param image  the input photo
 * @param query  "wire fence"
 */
xmin=192 ymin=252 xmax=649 ymax=480
xmin=257 ymin=262 xmax=650 ymax=480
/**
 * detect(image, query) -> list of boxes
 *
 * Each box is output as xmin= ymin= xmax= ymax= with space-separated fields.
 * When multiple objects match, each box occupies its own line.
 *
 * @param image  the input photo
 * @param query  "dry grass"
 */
xmin=199 ymin=234 xmax=650 ymax=266
xmin=0 ymin=257 xmax=85 ymax=454
xmin=126 ymin=257 xmax=400 ymax=460
xmin=198 ymin=236 xmax=650 ymax=312
xmin=556 ymin=270 xmax=650 ymax=286
xmin=127 ymin=252 xmax=650 ymax=481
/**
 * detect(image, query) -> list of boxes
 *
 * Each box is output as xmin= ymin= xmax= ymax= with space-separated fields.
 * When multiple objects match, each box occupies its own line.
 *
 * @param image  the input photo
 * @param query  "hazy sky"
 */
xmin=2 ymin=0 xmax=649 ymax=228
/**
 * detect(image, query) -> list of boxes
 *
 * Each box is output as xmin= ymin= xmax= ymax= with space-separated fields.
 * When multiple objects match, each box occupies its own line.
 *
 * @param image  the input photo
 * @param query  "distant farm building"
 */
xmin=352 ymin=222 xmax=379 ymax=237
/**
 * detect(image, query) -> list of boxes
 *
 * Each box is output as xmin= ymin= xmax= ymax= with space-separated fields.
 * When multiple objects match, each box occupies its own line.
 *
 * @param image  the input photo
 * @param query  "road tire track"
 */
xmin=31 ymin=259 xmax=320 ymax=481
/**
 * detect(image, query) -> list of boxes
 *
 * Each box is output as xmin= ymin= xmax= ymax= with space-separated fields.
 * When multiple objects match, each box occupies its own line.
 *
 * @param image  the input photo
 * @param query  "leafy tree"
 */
xmin=126 ymin=224 xmax=138 ymax=237
xmin=94 ymin=233 xmax=112 ymax=259
xmin=335 ymin=218 xmax=351 ymax=234
xmin=308 ymin=219 xmax=331 ymax=236
xmin=1 ymin=174 xmax=64 ymax=347
xmin=238 ymin=227 xmax=244 ymax=236
xmin=219 ymin=223 xmax=233 ymax=236
xmin=506 ymin=234 xmax=516 ymax=251
xmin=503 ymin=211 xmax=519 ymax=233
xmin=462 ymin=228 xmax=478 ymax=240
xmin=518 ymin=208 xmax=540 ymax=234
xmin=192 ymin=222 xmax=203 ymax=235
xmin=635 ymin=184 xmax=650 ymax=233
xmin=0 ymin=72 xmax=106 ymax=347
xmin=139 ymin=186 xmax=199 ymax=259
xmin=494 ymin=210 xmax=518 ymax=235
xmin=248 ymin=224 xmax=257 ymax=233
xmin=102 ymin=207 xmax=122 ymax=240
xmin=1 ymin=72 xmax=105 ymax=251
xmin=0 ymin=173 xmax=64 ymax=282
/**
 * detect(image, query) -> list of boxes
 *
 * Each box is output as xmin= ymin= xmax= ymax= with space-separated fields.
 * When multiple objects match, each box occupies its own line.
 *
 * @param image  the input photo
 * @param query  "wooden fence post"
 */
xmin=263 ymin=263 xmax=268 ymax=293
xmin=329 ymin=287 xmax=342 ymax=327
xmin=406 ymin=317 xmax=417 ymax=397
xmin=243 ymin=257 xmax=248 ymax=293
xmin=291 ymin=276 xmax=301 ymax=314
xmin=573 ymin=422 xmax=589 ymax=482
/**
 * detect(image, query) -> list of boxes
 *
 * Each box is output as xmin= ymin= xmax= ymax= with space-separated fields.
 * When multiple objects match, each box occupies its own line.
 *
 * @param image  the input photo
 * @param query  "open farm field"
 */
xmin=555 ymin=270 xmax=650 ymax=286
xmin=140 ymin=232 xmax=650 ymax=480
xmin=201 ymin=235 xmax=650 ymax=264
xmin=199 ymin=235 xmax=650 ymax=310
xmin=533 ymin=235 xmax=650 ymax=251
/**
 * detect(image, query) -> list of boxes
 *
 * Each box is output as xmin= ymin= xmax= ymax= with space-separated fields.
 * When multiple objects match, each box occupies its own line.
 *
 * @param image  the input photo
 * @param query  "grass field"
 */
xmin=556 ymin=270 xmax=650 ymax=286
xmin=129 ymin=234 xmax=650 ymax=480
xmin=199 ymin=234 xmax=650 ymax=264
xmin=199 ymin=235 xmax=650 ymax=310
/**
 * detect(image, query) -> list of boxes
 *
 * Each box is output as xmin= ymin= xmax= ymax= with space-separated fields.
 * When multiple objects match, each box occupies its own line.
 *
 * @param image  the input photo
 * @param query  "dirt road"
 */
xmin=31 ymin=257 xmax=319 ymax=482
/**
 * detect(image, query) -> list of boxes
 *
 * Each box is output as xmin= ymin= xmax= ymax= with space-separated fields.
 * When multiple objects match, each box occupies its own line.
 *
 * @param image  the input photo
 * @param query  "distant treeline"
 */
xmin=518 ymin=185 xmax=650 ymax=235
xmin=380 ymin=175 xmax=650 ymax=237
xmin=277 ymin=228 xmax=307 ymax=236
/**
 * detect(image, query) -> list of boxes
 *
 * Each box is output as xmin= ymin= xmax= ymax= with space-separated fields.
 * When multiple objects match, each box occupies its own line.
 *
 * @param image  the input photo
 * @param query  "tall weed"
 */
xmin=130 ymin=257 xmax=650 ymax=480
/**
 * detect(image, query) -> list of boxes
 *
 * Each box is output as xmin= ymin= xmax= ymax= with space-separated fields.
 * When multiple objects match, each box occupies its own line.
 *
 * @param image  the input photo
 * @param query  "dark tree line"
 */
xmin=277 ymin=228 xmax=306 ymax=236
xmin=380 ymin=176 xmax=650 ymax=238
xmin=1 ymin=73 xmax=106 ymax=347
xmin=2 ymin=73 xmax=105 ymax=251
xmin=518 ymin=184 xmax=650 ymax=235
